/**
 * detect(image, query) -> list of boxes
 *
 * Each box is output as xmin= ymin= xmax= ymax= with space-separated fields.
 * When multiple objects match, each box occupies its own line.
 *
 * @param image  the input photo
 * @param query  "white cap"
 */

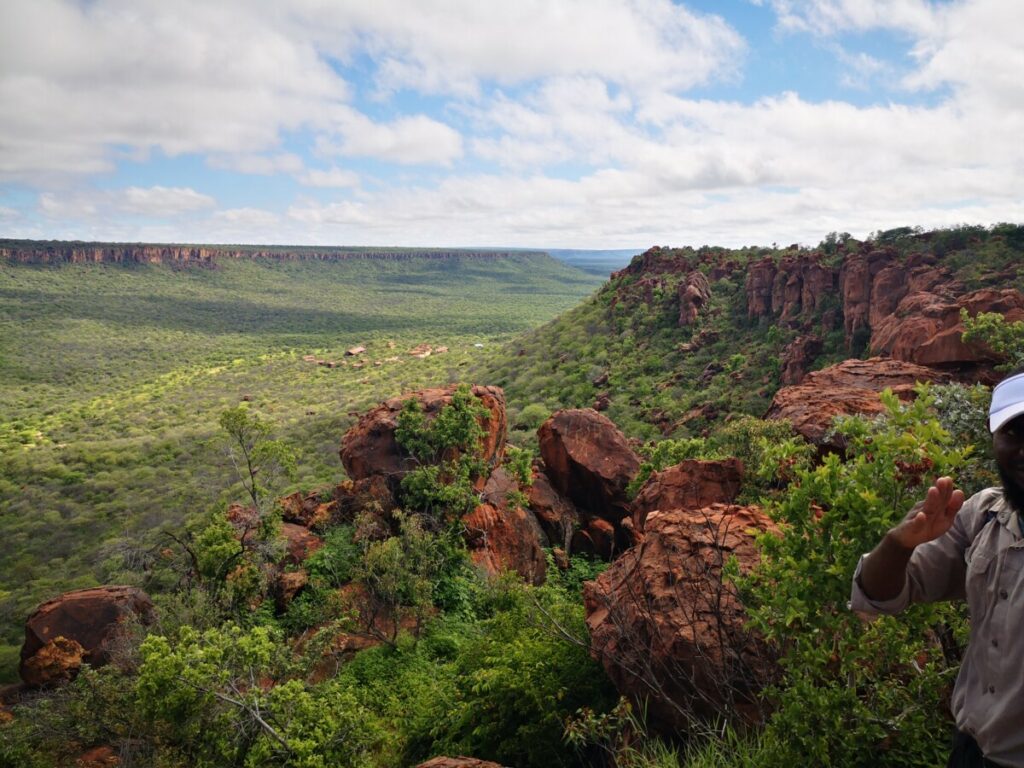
xmin=989 ymin=372 xmax=1024 ymax=433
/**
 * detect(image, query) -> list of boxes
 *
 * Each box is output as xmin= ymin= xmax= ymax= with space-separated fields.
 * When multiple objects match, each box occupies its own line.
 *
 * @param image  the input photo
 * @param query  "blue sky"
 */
xmin=0 ymin=0 xmax=1021 ymax=248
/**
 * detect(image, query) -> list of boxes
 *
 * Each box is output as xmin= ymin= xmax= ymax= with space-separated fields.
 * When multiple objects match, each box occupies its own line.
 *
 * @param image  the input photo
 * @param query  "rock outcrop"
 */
xmin=20 ymin=586 xmax=154 ymax=687
xmin=340 ymin=385 xmax=506 ymax=485
xmin=678 ymin=271 xmax=711 ymax=327
xmin=584 ymin=504 xmax=776 ymax=729
xmin=538 ymin=409 xmax=639 ymax=525
xmin=765 ymin=358 xmax=950 ymax=446
xmin=527 ymin=469 xmax=580 ymax=552
xmin=631 ymin=459 xmax=744 ymax=531
xmin=780 ymin=335 xmax=823 ymax=386
xmin=870 ymin=287 xmax=1024 ymax=377
xmin=462 ymin=468 xmax=547 ymax=585
xmin=745 ymin=255 xmax=836 ymax=323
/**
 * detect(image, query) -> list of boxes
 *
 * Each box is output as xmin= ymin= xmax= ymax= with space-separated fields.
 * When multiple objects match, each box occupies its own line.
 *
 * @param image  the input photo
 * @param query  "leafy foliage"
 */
xmin=962 ymin=308 xmax=1024 ymax=370
xmin=395 ymin=384 xmax=490 ymax=520
xmin=743 ymin=390 xmax=970 ymax=766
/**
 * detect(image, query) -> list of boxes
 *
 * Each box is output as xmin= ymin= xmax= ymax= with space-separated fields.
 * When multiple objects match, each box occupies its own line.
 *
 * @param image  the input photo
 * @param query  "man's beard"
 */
xmin=997 ymin=462 xmax=1024 ymax=515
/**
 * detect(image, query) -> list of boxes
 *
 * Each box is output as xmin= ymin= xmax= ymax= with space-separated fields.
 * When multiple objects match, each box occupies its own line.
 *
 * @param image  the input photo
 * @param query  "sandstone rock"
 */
xmin=463 ymin=470 xmax=547 ymax=585
xmin=280 ymin=523 xmax=323 ymax=566
xmin=538 ymin=409 xmax=639 ymax=525
xmin=275 ymin=569 xmax=309 ymax=610
xmin=584 ymin=504 xmax=776 ymax=729
xmin=340 ymin=385 xmax=506 ymax=482
xmin=745 ymin=257 xmax=776 ymax=319
xmin=20 ymin=586 xmax=154 ymax=687
xmin=278 ymin=489 xmax=334 ymax=529
xmin=678 ymin=271 xmax=711 ymax=327
xmin=527 ymin=470 xmax=579 ymax=552
xmin=840 ymin=252 xmax=874 ymax=344
xmin=76 ymin=746 xmax=120 ymax=767
xmin=416 ymin=758 xmax=507 ymax=768
xmin=631 ymin=459 xmax=744 ymax=532
xmin=765 ymin=358 xmax=949 ymax=446
xmin=780 ymin=334 xmax=823 ymax=385
xmin=20 ymin=636 xmax=85 ymax=688
xmin=870 ymin=288 xmax=1024 ymax=374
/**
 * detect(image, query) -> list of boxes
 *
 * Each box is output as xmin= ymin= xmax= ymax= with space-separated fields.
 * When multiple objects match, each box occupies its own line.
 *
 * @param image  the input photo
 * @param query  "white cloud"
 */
xmin=317 ymin=111 xmax=464 ymax=166
xmin=212 ymin=207 xmax=281 ymax=227
xmin=303 ymin=0 xmax=745 ymax=96
xmin=39 ymin=186 xmax=215 ymax=219
xmin=119 ymin=186 xmax=215 ymax=215
xmin=0 ymin=0 xmax=348 ymax=181
xmin=298 ymin=168 xmax=361 ymax=188
xmin=208 ymin=153 xmax=305 ymax=175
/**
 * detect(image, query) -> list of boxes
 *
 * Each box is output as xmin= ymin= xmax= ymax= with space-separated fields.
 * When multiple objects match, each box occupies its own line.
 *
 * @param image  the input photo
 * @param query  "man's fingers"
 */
xmin=948 ymin=489 xmax=965 ymax=514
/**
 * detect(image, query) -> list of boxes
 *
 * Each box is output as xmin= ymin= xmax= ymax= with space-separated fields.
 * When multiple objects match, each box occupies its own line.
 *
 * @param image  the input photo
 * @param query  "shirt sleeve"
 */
xmin=849 ymin=490 xmax=987 ymax=615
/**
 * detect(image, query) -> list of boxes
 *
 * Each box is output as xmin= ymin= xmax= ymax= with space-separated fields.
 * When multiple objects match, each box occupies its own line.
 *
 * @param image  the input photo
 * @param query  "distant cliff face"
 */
xmin=0 ymin=240 xmax=534 ymax=266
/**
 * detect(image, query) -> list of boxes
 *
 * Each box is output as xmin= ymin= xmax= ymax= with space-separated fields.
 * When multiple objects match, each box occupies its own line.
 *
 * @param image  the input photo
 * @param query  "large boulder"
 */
xmin=20 ymin=586 xmax=154 ymax=687
xmin=340 ymin=384 xmax=506 ymax=483
xmin=527 ymin=468 xmax=580 ymax=552
xmin=765 ymin=358 xmax=950 ymax=446
xmin=584 ymin=505 xmax=776 ymax=730
xmin=631 ymin=458 xmax=744 ymax=531
xmin=538 ymin=409 xmax=639 ymax=525
xmin=416 ymin=758 xmax=507 ymax=768
xmin=462 ymin=468 xmax=546 ymax=585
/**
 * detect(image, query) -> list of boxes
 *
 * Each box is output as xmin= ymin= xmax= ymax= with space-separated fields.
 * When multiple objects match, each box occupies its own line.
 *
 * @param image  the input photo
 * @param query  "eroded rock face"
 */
xmin=19 ymin=636 xmax=85 ymax=688
xmin=340 ymin=385 xmax=506 ymax=482
xmin=678 ymin=271 xmax=711 ymax=327
xmin=780 ymin=335 xmax=823 ymax=386
xmin=20 ymin=586 xmax=154 ymax=687
xmin=870 ymin=288 xmax=1024 ymax=376
xmin=280 ymin=523 xmax=324 ymax=566
xmin=745 ymin=258 xmax=776 ymax=319
xmin=631 ymin=459 xmax=744 ymax=532
xmin=584 ymin=504 xmax=776 ymax=730
xmin=527 ymin=468 xmax=579 ymax=551
xmin=462 ymin=500 xmax=547 ymax=586
xmin=278 ymin=489 xmax=335 ymax=529
xmin=460 ymin=468 xmax=547 ymax=584
xmin=765 ymin=358 xmax=949 ymax=446
xmin=538 ymin=409 xmax=639 ymax=525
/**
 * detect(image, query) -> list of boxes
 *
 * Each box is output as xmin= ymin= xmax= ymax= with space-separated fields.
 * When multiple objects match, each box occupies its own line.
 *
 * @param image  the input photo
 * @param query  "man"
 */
xmin=851 ymin=370 xmax=1024 ymax=768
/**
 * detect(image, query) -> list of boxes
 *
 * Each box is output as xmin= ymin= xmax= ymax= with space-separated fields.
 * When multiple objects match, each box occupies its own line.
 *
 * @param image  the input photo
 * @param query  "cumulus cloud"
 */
xmin=317 ymin=112 xmax=464 ymax=166
xmin=39 ymin=186 xmax=215 ymax=219
xmin=208 ymin=153 xmax=305 ymax=175
xmin=298 ymin=168 xmax=361 ymax=188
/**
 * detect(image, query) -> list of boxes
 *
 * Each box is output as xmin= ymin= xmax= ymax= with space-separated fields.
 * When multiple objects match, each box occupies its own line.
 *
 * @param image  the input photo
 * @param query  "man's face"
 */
xmin=995 ymin=414 xmax=1024 ymax=511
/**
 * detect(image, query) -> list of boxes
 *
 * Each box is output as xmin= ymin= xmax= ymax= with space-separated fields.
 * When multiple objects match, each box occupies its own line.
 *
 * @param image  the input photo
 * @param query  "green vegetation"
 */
xmin=3 ymin=226 xmax=1024 ymax=766
xmin=0 ymin=254 xmax=601 ymax=670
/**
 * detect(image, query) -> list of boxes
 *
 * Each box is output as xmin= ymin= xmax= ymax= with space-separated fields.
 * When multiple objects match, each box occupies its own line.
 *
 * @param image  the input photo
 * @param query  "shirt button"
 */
xmin=989 ymin=685 xmax=996 ymax=693
xmin=992 ymin=639 xmax=999 ymax=648
xmin=1000 ymin=589 xmax=1009 ymax=599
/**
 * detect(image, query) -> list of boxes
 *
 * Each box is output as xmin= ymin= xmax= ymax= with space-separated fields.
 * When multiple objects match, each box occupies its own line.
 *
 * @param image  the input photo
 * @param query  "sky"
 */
xmin=0 ymin=0 xmax=1022 ymax=249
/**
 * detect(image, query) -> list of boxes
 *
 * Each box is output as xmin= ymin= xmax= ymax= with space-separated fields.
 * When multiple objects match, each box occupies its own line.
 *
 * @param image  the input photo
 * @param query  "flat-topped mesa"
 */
xmin=0 ymin=239 xmax=541 ymax=266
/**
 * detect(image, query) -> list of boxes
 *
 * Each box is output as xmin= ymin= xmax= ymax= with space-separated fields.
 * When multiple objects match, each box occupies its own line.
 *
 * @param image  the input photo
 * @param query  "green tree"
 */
xmin=961 ymin=309 xmax=1024 ymax=370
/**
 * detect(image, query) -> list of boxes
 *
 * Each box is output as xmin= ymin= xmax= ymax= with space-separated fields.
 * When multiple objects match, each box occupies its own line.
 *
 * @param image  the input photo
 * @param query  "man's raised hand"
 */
xmin=890 ymin=476 xmax=965 ymax=550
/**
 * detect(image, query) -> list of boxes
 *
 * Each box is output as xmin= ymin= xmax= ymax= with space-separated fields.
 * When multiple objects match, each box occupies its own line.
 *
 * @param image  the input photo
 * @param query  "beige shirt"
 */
xmin=850 ymin=487 xmax=1024 ymax=767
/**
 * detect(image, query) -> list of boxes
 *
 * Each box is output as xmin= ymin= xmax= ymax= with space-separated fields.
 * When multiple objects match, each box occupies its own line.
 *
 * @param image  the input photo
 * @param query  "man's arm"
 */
xmin=858 ymin=477 xmax=965 ymax=602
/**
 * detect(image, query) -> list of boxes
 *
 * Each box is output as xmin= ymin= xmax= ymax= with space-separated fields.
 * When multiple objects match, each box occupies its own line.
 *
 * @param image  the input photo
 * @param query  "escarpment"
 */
xmin=0 ymin=239 xmax=540 ymax=266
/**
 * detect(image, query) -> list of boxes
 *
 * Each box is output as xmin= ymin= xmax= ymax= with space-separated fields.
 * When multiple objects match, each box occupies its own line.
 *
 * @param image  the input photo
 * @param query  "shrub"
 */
xmin=743 ymin=390 xmax=970 ymax=766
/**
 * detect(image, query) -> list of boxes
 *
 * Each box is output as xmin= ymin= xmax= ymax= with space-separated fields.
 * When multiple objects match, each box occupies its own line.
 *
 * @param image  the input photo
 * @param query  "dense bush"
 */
xmin=743 ymin=391 xmax=970 ymax=766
